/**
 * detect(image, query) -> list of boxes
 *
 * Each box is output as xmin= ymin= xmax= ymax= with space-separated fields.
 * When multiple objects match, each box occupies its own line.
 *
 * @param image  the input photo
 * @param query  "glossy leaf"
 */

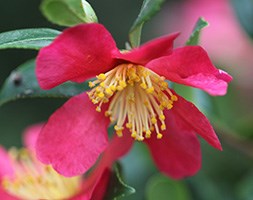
xmin=40 ymin=0 xmax=98 ymax=27
xmin=146 ymin=173 xmax=191 ymax=200
xmin=129 ymin=0 xmax=165 ymax=47
xmin=0 ymin=28 xmax=60 ymax=50
xmin=104 ymin=163 xmax=135 ymax=200
xmin=186 ymin=17 xmax=208 ymax=46
xmin=0 ymin=59 xmax=89 ymax=106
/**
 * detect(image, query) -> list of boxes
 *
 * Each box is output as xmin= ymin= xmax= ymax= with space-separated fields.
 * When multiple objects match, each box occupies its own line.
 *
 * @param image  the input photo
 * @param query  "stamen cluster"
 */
xmin=88 ymin=64 xmax=178 ymax=141
xmin=2 ymin=148 xmax=81 ymax=199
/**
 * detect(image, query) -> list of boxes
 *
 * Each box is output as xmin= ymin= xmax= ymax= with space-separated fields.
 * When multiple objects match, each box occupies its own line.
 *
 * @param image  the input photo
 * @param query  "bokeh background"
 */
xmin=1 ymin=0 xmax=253 ymax=199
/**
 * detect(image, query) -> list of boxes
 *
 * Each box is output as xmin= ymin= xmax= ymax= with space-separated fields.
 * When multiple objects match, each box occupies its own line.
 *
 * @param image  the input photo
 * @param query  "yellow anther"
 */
xmin=119 ymin=80 xmax=127 ymax=88
xmin=161 ymin=124 xmax=166 ymax=130
xmin=97 ymin=92 xmax=105 ymax=98
xmin=146 ymin=87 xmax=154 ymax=94
xmin=151 ymin=117 xmax=157 ymax=124
xmin=97 ymin=73 xmax=106 ymax=80
xmin=140 ymin=82 xmax=147 ymax=89
xmin=131 ymin=131 xmax=137 ymax=138
xmin=91 ymin=98 xmax=97 ymax=104
xmin=116 ymin=130 xmax=123 ymax=137
xmin=161 ymin=101 xmax=168 ymax=108
xmin=131 ymin=74 xmax=138 ymax=81
xmin=105 ymin=111 xmax=111 ymax=117
xmin=96 ymin=107 xmax=101 ymax=112
xmin=157 ymin=133 xmax=163 ymax=139
xmin=116 ymin=86 xmax=124 ymax=91
xmin=126 ymin=123 xmax=132 ymax=129
xmin=95 ymin=87 xmax=101 ymax=92
xmin=114 ymin=125 xmax=124 ymax=131
xmin=88 ymin=81 xmax=95 ymax=88
xmin=134 ymin=76 xmax=141 ymax=82
xmin=105 ymin=88 xmax=113 ymax=95
xmin=159 ymin=105 xmax=165 ymax=110
xmin=160 ymin=81 xmax=169 ymax=89
xmin=99 ymin=82 xmax=106 ymax=88
xmin=145 ymin=130 xmax=151 ymax=138
xmin=144 ymin=101 xmax=149 ymax=107
xmin=150 ymin=126 xmax=155 ymax=131
xmin=110 ymin=85 xmax=116 ymax=91
xmin=167 ymin=104 xmax=173 ymax=109
xmin=168 ymin=100 xmax=173 ymax=104
xmin=159 ymin=114 xmax=165 ymax=121
xmin=137 ymin=136 xmax=144 ymax=141
xmin=127 ymin=80 xmax=134 ymax=86
xmin=171 ymin=95 xmax=178 ymax=101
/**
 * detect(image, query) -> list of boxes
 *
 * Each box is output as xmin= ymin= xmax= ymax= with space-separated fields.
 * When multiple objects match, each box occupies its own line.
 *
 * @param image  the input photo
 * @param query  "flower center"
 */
xmin=88 ymin=63 xmax=177 ymax=141
xmin=2 ymin=148 xmax=81 ymax=199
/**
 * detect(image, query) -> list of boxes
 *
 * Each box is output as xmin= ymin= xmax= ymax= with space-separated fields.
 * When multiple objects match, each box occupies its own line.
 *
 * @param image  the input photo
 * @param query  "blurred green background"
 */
xmin=1 ymin=0 xmax=253 ymax=199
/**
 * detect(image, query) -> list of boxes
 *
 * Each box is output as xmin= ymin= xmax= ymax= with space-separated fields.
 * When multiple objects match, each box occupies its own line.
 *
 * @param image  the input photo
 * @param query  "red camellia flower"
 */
xmin=36 ymin=23 xmax=232 ymax=179
xmin=0 ymin=123 xmax=124 ymax=200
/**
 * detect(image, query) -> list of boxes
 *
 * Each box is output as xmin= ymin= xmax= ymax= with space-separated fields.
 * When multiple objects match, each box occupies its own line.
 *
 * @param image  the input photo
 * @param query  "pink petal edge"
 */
xmin=23 ymin=123 xmax=44 ymax=150
xmin=36 ymin=23 xmax=119 ymax=89
xmin=172 ymin=91 xmax=222 ymax=150
xmin=114 ymin=33 xmax=179 ymax=65
xmin=0 ymin=146 xmax=13 ymax=180
xmin=146 ymin=46 xmax=232 ymax=96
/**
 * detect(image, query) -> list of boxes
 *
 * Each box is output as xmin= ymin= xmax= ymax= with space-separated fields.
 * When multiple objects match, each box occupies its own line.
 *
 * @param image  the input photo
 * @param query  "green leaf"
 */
xmin=231 ymin=0 xmax=253 ymax=39
xmin=0 ymin=59 xmax=89 ymax=106
xmin=146 ymin=173 xmax=191 ymax=200
xmin=129 ymin=0 xmax=165 ymax=47
xmin=186 ymin=17 xmax=208 ymax=46
xmin=0 ymin=28 xmax=60 ymax=50
xmin=104 ymin=163 xmax=135 ymax=200
xmin=236 ymin=171 xmax=253 ymax=200
xmin=41 ymin=0 xmax=98 ymax=27
xmin=187 ymin=173 xmax=226 ymax=200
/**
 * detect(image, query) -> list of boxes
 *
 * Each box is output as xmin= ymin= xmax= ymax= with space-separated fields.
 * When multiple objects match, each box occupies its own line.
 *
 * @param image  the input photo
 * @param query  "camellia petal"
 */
xmin=0 ymin=188 xmax=18 ymax=200
xmin=23 ymin=123 xmax=44 ymax=150
xmin=87 ymin=169 xmax=110 ymax=200
xmin=146 ymin=46 xmax=232 ymax=95
xmin=36 ymin=23 xmax=119 ymax=89
xmin=36 ymin=93 xmax=110 ymax=177
xmin=81 ymin=130 xmax=134 ymax=193
xmin=145 ymin=112 xmax=201 ymax=179
xmin=0 ymin=146 xmax=13 ymax=180
xmin=101 ymin=131 xmax=134 ymax=166
xmin=114 ymin=33 xmax=179 ymax=65
xmin=172 ymin=91 xmax=222 ymax=150
xmin=70 ymin=169 xmax=110 ymax=200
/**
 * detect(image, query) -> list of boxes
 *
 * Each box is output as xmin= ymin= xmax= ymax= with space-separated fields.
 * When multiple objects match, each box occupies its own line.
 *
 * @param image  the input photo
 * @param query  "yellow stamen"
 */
xmin=96 ymin=73 xmax=106 ymax=80
xmin=88 ymin=81 xmax=95 ymax=88
xmin=157 ymin=133 xmax=163 ymax=139
xmin=171 ymin=95 xmax=178 ymax=101
xmin=161 ymin=124 xmax=166 ymax=130
xmin=2 ymin=148 xmax=81 ymax=200
xmin=87 ymin=64 xmax=177 ymax=141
